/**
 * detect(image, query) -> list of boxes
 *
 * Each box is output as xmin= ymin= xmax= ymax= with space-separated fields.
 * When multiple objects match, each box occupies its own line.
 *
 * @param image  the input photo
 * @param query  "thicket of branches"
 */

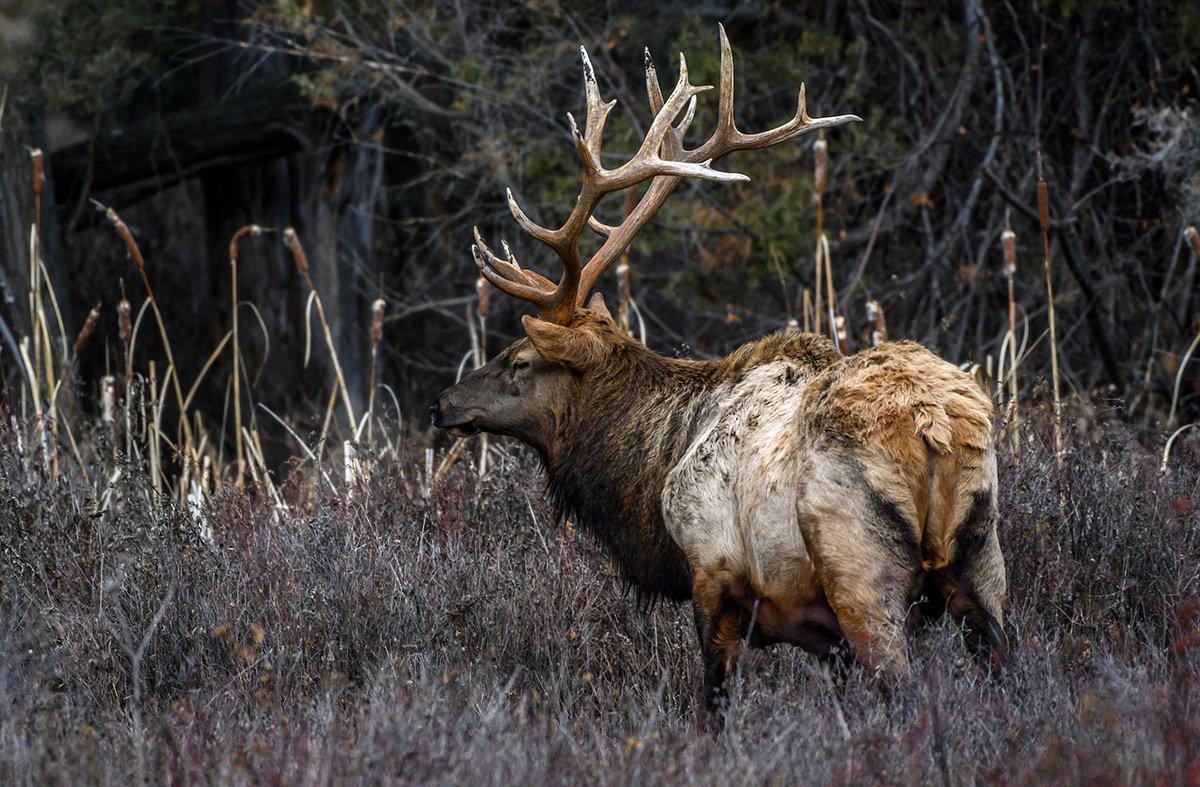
xmin=0 ymin=1 xmax=1198 ymax=434
xmin=242 ymin=0 xmax=1200 ymax=420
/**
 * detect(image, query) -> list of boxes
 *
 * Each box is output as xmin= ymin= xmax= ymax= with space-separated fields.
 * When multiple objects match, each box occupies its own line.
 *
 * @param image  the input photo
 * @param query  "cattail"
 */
xmin=476 ymin=276 xmax=489 ymax=359
xmin=30 ymin=148 xmax=43 ymax=193
xmin=117 ymin=298 xmax=132 ymax=344
xmin=834 ymin=314 xmax=850 ymax=355
xmin=371 ymin=298 xmax=385 ymax=344
xmin=30 ymin=149 xmax=43 ymax=247
xmin=101 ymin=375 xmax=117 ymax=423
xmin=865 ymin=299 xmax=888 ymax=346
xmin=813 ymin=136 xmax=828 ymax=198
xmin=102 ymin=206 xmax=147 ymax=275
xmin=471 ymin=281 xmax=491 ymax=475
xmin=1001 ymin=228 xmax=1017 ymax=278
xmin=476 ymin=278 xmax=489 ymax=320
xmin=1001 ymin=219 xmax=1020 ymax=443
xmin=284 ymin=227 xmax=355 ymax=428
xmin=228 ymin=224 xmax=266 ymax=488
xmin=812 ymin=134 xmax=827 ymax=335
xmin=1186 ymin=226 xmax=1200 ymax=257
xmin=618 ymin=187 xmax=637 ymax=336
xmin=97 ymin=200 xmax=195 ymax=469
xmin=367 ymin=297 xmax=386 ymax=446
xmin=72 ymin=304 xmax=101 ymax=356
xmin=284 ymin=227 xmax=310 ymax=274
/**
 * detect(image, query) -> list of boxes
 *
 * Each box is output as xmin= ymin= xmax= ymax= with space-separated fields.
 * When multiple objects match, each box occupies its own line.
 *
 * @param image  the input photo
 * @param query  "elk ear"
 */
xmin=586 ymin=292 xmax=613 ymax=322
xmin=522 ymin=315 xmax=604 ymax=369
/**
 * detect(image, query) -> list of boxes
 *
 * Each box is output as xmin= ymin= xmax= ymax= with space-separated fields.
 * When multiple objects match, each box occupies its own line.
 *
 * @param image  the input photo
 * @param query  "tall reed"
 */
xmin=1001 ymin=217 xmax=1020 ymax=444
xmin=475 ymin=277 xmax=490 ymax=475
xmin=228 ymin=224 xmax=268 ymax=487
xmin=1036 ymin=158 xmax=1063 ymax=464
xmin=285 ymin=228 xmax=356 ymax=430
xmin=812 ymin=134 xmax=827 ymax=336
xmin=95 ymin=201 xmax=196 ymax=489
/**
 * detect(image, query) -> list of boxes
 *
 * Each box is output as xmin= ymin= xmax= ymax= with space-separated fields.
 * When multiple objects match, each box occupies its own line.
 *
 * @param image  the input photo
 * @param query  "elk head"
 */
xmin=431 ymin=25 xmax=859 ymax=447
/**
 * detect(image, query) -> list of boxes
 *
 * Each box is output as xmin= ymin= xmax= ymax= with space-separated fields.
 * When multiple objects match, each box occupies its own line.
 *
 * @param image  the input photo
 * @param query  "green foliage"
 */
xmin=28 ymin=0 xmax=204 ymax=118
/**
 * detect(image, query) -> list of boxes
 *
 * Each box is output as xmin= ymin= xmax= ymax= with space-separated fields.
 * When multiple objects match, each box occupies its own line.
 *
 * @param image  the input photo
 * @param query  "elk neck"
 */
xmin=533 ymin=344 xmax=717 ymax=601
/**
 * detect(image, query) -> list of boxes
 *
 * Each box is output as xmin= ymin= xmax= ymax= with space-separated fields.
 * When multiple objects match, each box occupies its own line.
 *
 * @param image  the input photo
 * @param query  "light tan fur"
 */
xmin=664 ymin=337 xmax=1004 ymax=688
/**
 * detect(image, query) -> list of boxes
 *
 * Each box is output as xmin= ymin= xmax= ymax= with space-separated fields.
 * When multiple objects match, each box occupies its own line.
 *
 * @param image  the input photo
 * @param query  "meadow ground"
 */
xmin=1 ymin=416 xmax=1198 ymax=785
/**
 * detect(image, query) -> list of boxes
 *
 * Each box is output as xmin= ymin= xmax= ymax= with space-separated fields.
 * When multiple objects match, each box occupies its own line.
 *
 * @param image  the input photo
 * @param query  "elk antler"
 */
xmin=473 ymin=24 xmax=860 ymax=324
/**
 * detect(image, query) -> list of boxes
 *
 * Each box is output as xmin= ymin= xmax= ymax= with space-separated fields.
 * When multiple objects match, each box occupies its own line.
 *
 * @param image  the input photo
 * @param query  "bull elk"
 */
xmin=431 ymin=26 xmax=1006 ymax=720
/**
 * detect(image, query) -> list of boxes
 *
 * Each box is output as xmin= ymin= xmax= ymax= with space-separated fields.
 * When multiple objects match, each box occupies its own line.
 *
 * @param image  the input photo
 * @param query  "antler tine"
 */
xmin=473 ymin=227 xmax=552 ymax=290
xmin=471 ymin=242 xmax=554 ymax=306
xmin=634 ymin=53 xmax=705 ymax=163
xmin=672 ymin=95 xmax=697 ymax=151
xmin=587 ymin=215 xmax=616 ymax=237
xmin=580 ymin=47 xmax=617 ymax=160
xmin=571 ymin=27 xmax=858 ymax=308
xmin=505 ymin=188 xmax=556 ymax=247
xmin=644 ymin=48 xmax=665 ymax=115
xmin=605 ymin=54 xmax=748 ymax=189
xmin=716 ymin=23 xmax=737 ymax=138
xmin=699 ymin=23 xmax=861 ymax=156
xmin=471 ymin=227 xmax=522 ymax=283
xmin=501 ymin=238 xmax=556 ymax=289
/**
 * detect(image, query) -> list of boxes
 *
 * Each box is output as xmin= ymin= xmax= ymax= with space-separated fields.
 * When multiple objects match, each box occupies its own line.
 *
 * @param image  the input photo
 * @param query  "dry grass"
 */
xmin=0 ymin=412 xmax=1197 ymax=785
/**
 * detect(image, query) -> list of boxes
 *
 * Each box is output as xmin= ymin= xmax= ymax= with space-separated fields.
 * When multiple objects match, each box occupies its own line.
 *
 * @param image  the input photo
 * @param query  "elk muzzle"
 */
xmin=429 ymin=394 xmax=482 ymax=437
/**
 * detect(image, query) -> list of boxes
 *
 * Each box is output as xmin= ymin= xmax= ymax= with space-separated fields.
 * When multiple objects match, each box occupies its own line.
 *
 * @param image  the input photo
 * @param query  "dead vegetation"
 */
xmin=0 ymin=414 xmax=1197 ymax=784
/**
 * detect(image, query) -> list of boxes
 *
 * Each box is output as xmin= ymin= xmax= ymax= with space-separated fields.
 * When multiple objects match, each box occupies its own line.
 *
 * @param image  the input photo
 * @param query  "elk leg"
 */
xmin=800 ymin=501 xmax=919 ymax=679
xmin=691 ymin=569 xmax=746 ymax=728
xmin=934 ymin=507 xmax=1007 ymax=663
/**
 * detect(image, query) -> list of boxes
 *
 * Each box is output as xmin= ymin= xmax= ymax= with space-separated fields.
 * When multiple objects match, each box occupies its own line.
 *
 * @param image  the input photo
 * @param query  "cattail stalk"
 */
xmin=97 ymin=202 xmax=195 ymax=474
xmin=618 ymin=188 xmax=637 ymax=334
xmin=29 ymin=150 xmax=45 ymax=394
xmin=812 ymin=135 xmax=827 ymax=335
xmin=118 ymin=297 xmax=133 ymax=459
xmin=368 ymin=297 xmax=385 ymax=445
xmin=148 ymin=361 xmax=161 ymax=495
xmin=1001 ymin=218 xmax=1020 ymax=444
xmin=1036 ymin=160 xmax=1062 ymax=464
xmin=865 ymin=299 xmax=888 ymax=346
xmin=18 ymin=336 xmax=49 ymax=472
xmin=28 ymin=150 xmax=60 ymax=472
xmin=228 ymin=225 xmax=266 ymax=487
xmin=285 ymin=228 xmax=356 ymax=429
xmin=821 ymin=235 xmax=837 ymax=348
xmin=475 ymin=279 xmax=489 ymax=475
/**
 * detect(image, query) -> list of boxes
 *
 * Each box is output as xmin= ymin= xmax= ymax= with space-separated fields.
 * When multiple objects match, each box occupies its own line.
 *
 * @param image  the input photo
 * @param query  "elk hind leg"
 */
xmin=802 ymin=488 xmax=921 ymax=681
xmin=934 ymin=490 xmax=1007 ymax=663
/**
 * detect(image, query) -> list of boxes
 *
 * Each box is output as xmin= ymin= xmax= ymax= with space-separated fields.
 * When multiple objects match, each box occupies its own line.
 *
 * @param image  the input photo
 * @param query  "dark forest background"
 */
xmin=2 ymin=0 xmax=1199 ymax=459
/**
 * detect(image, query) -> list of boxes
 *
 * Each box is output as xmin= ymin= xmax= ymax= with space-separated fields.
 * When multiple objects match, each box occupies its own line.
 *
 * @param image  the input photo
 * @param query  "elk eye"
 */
xmin=512 ymin=359 xmax=531 ymax=372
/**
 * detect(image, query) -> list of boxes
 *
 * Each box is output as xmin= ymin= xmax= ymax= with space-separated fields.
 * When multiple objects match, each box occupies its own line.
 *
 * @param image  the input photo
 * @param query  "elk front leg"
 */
xmin=692 ymin=568 xmax=746 ymax=729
